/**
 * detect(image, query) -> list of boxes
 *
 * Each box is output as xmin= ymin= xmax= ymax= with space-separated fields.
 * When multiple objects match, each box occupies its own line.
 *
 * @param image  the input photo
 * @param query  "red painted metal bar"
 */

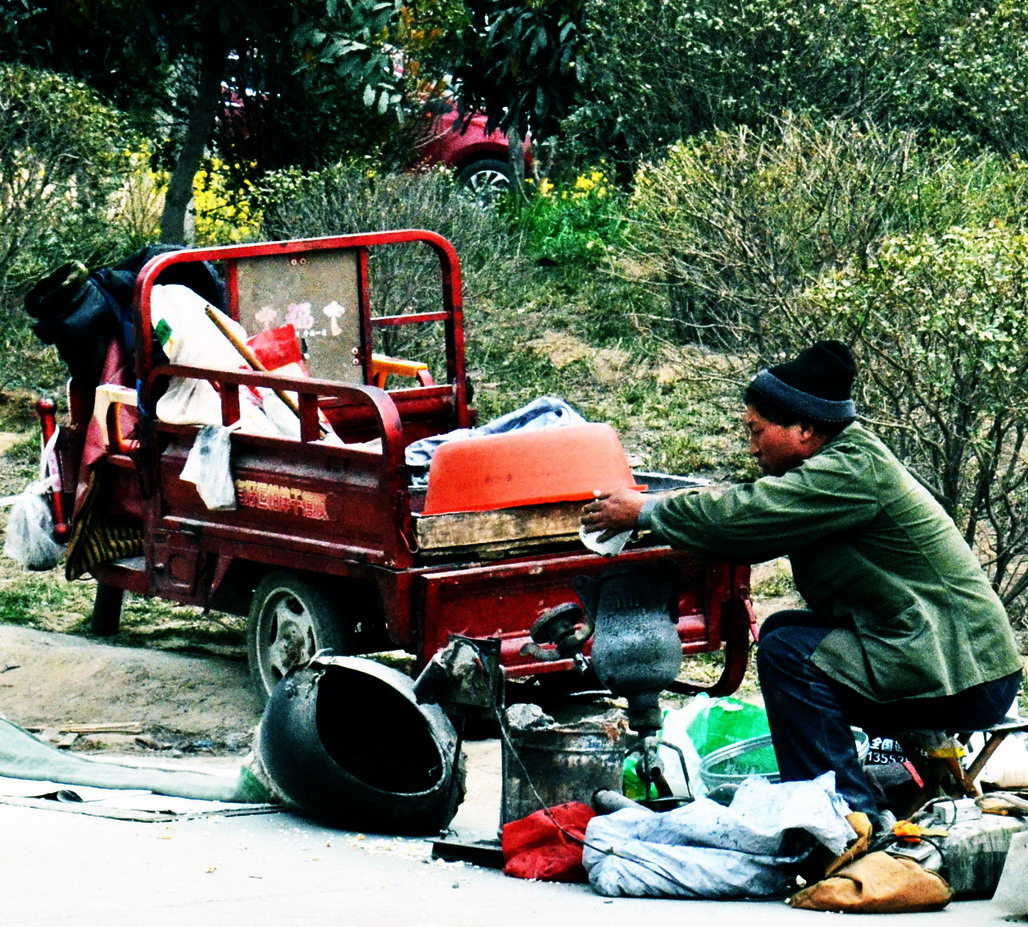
xmin=33 ymin=398 xmax=70 ymax=542
xmin=147 ymin=366 xmax=406 ymax=462
xmin=132 ymin=232 xmax=466 ymax=409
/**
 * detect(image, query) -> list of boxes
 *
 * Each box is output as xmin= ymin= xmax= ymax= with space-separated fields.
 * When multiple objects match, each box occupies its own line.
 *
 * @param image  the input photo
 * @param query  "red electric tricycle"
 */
xmin=35 ymin=230 xmax=755 ymax=704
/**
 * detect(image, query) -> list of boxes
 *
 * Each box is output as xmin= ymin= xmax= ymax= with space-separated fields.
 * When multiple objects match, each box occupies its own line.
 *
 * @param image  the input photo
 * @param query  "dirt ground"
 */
xmin=0 ymin=410 xmax=266 ymax=755
xmin=0 ymin=623 xmax=261 ymax=755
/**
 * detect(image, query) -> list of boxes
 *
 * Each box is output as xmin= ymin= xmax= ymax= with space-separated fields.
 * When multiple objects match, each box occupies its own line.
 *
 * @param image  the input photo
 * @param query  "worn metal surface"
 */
xmin=255 ymin=656 xmax=461 ymax=835
xmin=500 ymin=710 xmax=630 ymax=825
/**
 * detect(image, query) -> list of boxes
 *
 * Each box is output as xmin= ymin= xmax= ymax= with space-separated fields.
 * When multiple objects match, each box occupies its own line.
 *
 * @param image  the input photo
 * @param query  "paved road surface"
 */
xmin=0 ymin=743 xmax=1019 ymax=926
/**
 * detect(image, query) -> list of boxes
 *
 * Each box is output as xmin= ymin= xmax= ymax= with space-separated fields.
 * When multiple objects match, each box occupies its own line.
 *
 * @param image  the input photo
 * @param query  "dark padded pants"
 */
xmin=755 ymin=610 xmax=1022 ymax=814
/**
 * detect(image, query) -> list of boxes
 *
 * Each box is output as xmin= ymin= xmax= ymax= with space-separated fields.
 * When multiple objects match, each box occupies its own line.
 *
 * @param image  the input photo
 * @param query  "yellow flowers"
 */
xmin=573 ymin=169 xmax=609 ymax=197
xmin=110 ymin=150 xmax=260 ymax=245
xmin=192 ymin=158 xmax=261 ymax=245
xmin=519 ymin=163 xmax=624 ymax=266
xmin=532 ymin=167 xmax=611 ymax=200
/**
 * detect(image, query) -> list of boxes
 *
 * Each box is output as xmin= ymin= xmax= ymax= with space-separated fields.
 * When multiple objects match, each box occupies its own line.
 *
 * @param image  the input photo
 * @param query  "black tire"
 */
xmin=455 ymin=158 xmax=512 ymax=202
xmin=91 ymin=583 xmax=124 ymax=636
xmin=247 ymin=571 xmax=348 ymax=705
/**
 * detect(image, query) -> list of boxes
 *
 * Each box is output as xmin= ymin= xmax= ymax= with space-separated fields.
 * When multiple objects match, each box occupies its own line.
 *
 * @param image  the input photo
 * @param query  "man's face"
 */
xmin=743 ymin=407 xmax=820 ymax=476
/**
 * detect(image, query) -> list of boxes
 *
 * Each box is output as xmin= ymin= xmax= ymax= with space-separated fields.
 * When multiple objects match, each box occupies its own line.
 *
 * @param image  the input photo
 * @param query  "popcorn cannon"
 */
xmin=31 ymin=230 xmax=756 ymax=710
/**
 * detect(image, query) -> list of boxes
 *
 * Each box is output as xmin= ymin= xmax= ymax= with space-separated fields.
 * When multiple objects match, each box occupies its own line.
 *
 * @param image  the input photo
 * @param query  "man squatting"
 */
xmin=581 ymin=340 xmax=1023 ymax=821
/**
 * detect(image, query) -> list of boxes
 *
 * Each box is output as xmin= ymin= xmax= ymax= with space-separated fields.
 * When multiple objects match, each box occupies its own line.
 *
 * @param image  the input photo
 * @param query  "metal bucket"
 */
xmin=500 ymin=710 xmax=629 ymax=826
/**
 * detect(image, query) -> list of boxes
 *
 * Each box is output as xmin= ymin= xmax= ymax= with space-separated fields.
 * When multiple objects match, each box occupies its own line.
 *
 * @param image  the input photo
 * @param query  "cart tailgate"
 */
xmin=416 ymin=546 xmax=736 ymax=676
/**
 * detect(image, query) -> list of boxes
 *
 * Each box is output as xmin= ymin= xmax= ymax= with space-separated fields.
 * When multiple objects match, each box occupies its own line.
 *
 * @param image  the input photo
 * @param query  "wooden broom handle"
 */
xmin=203 ymin=305 xmax=326 ymax=434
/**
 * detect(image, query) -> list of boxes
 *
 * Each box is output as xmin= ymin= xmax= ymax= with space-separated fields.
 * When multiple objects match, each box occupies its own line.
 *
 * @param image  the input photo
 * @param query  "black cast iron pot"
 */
xmin=256 ymin=655 xmax=462 ymax=835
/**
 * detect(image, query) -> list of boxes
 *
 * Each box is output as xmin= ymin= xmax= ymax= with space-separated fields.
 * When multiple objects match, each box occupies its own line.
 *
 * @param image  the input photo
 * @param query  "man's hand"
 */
xmin=580 ymin=488 xmax=646 ymax=542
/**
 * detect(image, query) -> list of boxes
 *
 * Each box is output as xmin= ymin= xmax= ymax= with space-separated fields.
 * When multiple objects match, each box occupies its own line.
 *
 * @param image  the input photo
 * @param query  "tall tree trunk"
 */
xmin=160 ymin=34 xmax=227 ymax=244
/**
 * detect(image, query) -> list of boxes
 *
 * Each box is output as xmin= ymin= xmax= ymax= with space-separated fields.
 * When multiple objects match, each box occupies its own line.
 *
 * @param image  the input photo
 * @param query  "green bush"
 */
xmin=625 ymin=114 xmax=1028 ymax=354
xmin=804 ymin=224 xmax=1028 ymax=620
xmin=511 ymin=168 xmax=626 ymax=268
xmin=862 ymin=0 xmax=1028 ymax=155
xmin=257 ymin=162 xmax=526 ymax=299
xmin=0 ymin=64 xmax=137 ymax=303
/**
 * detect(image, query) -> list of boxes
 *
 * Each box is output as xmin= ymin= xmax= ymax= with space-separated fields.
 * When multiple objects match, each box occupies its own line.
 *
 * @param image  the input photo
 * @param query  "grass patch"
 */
xmin=116 ymin=596 xmax=246 ymax=655
xmin=0 ymin=574 xmax=90 ymax=632
xmin=751 ymin=561 xmax=796 ymax=600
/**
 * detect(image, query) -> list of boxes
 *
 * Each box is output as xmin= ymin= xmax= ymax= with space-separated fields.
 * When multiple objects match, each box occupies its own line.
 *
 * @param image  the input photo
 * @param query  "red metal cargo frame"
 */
xmin=36 ymin=230 xmax=756 ymax=700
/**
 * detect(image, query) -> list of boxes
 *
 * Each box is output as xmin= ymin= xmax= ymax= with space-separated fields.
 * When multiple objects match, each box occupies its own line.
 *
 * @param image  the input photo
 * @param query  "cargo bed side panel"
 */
xmin=156 ymin=430 xmax=411 ymax=568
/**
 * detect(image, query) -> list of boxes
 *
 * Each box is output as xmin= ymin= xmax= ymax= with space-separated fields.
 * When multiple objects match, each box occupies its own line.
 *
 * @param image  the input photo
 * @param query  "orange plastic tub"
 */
xmin=421 ymin=422 xmax=644 ymax=515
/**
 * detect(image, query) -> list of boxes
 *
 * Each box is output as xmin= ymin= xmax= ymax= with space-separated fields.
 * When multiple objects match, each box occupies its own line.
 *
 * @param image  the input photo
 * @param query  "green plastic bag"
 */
xmin=621 ymin=697 xmax=769 ymax=799
xmin=622 ymin=753 xmax=656 ymax=801
xmin=685 ymin=696 xmax=769 ymax=758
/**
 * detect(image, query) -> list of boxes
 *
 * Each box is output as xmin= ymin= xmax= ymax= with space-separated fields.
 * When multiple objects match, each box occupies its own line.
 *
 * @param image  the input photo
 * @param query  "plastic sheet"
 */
xmin=583 ymin=772 xmax=854 ymax=898
xmin=993 ymin=830 xmax=1028 ymax=915
xmin=686 ymin=695 xmax=770 ymax=757
xmin=0 ymin=714 xmax=255 ymax=803
xmin=405 ymin=395 xmax=587 ymax=472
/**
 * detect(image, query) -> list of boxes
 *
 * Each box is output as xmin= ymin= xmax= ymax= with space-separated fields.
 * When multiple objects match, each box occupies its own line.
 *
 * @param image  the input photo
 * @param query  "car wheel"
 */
xmin=456 ymin=158 xmax=512 ymax=201
xmin=247 ymin=571 xmax=348 ymax=704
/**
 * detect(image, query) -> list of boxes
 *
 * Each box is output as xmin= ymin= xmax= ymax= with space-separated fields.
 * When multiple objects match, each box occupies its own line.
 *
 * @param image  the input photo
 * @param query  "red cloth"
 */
xmin=74 ymin=338 xmax=136 ymax=516
xmin=247 ymin=324 xmax=306 ymax=374
xmin=501 ymin=802 xmax=596 ymax=883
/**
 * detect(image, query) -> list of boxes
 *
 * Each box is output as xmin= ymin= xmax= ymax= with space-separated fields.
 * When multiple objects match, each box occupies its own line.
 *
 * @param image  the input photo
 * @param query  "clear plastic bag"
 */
xmin=180 ymin=425 xmax=237 ymax=510
xmin=3 ymin=480 xmax=61 ymax=570
xmin=2 ymin=426 xmax=62 ymax=571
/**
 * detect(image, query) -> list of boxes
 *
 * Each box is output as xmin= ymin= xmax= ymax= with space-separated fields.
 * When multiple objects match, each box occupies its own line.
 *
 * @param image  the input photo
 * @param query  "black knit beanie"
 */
xmin=749 ymin=340 xmax=857 ymax=423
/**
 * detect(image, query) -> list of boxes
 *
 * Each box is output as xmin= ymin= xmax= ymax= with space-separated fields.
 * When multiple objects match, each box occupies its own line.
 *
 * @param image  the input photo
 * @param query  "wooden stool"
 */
xmin=896 ymin=717 xmax=1028 ymax=817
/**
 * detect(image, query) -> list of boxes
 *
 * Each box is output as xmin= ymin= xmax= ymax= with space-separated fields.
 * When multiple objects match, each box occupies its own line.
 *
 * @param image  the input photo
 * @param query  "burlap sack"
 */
xmin=789 ymin=851 xmax=952 ymax=913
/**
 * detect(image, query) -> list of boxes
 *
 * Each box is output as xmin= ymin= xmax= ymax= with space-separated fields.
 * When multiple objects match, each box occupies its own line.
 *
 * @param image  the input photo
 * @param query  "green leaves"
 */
xmin=449 ymin=0 xmax=584 ymax=143
xmin=0 ymin=64 xmax=135 ymax=295
xmin=804 ymin=222 xmax=1028 ymax=611
xmin=293 ymin=0 xmax=406 ymax=118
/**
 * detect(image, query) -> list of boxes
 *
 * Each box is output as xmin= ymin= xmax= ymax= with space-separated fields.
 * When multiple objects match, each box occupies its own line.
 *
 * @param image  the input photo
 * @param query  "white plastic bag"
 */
xmin=993 ymin=830 xmax=1028 ymax=915
xmin=2 ymin=481 xmax=61 ymax=570
xmin=2 ymin=426 xmax=62 ymax=570
xmin=180 ymin=425 xmax=237 ymax=510
xmin=584 ymin=773 xmax=854 ymax=898
xmin=152 ymin=285 xmax=276 ymax=435
xmin=655 ymin=699 xmax=709 ymax=799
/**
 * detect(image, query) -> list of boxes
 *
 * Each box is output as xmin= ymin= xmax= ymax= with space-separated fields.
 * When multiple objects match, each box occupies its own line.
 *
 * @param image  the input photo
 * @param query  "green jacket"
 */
xmin=645 ymin=423 xmax=1023 ymax=702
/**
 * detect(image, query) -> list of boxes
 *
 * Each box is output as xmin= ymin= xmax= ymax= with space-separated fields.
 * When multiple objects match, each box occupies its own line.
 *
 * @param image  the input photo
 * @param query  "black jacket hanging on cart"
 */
xmin=25 ymin=244 xmax=224 ymax=389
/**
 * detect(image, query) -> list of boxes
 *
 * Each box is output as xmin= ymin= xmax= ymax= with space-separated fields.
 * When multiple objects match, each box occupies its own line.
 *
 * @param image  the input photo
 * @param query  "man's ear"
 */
xmin=798 ymin=422 xmax=829 ymax=453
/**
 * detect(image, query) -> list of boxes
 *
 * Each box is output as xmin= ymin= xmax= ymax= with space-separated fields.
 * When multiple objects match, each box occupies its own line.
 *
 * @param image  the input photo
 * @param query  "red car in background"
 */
xmin=412 ymin=99 xmax=533 ymax=198
xmin=219 ymin=84 xmax=532 ymax=198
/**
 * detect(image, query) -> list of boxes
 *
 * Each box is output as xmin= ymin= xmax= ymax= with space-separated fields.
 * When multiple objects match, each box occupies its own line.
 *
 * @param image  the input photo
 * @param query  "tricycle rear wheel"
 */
xmin=247 ymin=571 xmax=349 ymax=704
